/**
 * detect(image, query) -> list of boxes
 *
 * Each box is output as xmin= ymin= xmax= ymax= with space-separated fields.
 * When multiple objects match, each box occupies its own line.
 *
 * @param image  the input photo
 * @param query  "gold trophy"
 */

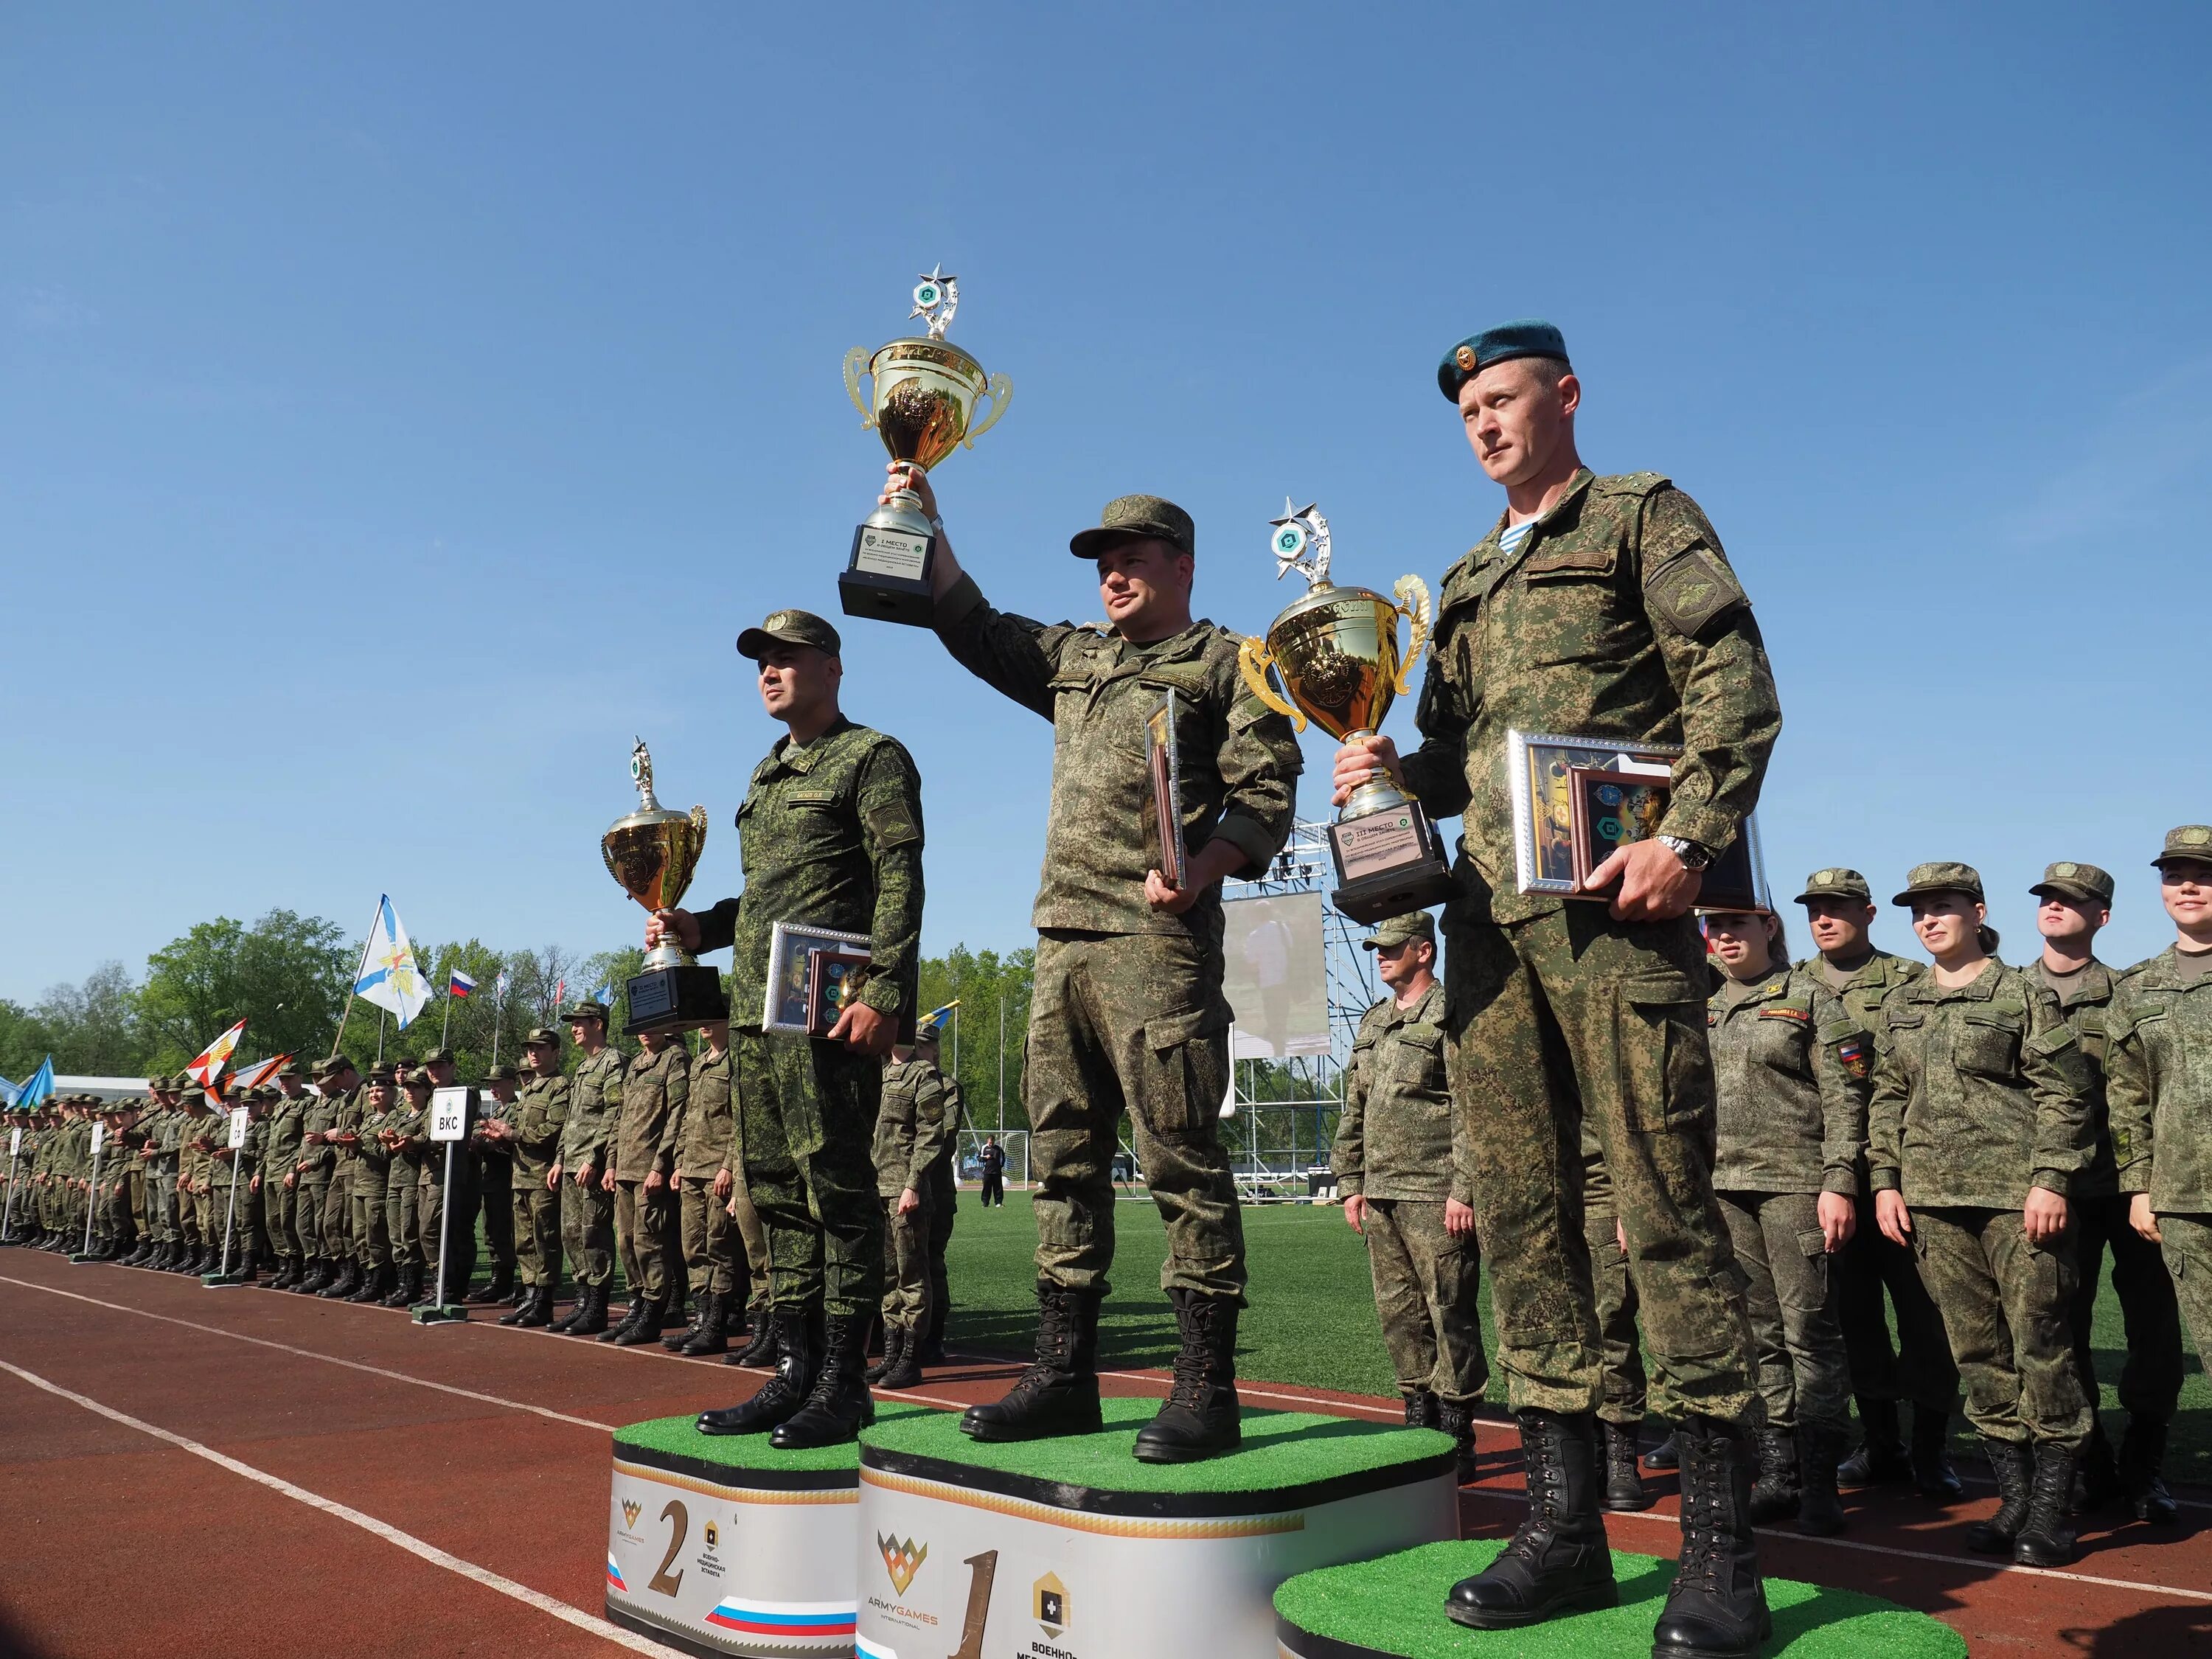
xmin=602 ymin=739 xmax=726 ymax=1034
xmin=840 ymin=266 xmax=1012 ymax=626
xmin=1239 ymin=502 xmax=1454 ymax=924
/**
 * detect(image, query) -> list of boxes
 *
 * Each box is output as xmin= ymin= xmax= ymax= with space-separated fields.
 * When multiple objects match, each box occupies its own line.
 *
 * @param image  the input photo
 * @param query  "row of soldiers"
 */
xmin=0 ymin=1005 xmax=968 ymax=1383
xmin=1334 ymin=838 xmax=2212 ymax=1573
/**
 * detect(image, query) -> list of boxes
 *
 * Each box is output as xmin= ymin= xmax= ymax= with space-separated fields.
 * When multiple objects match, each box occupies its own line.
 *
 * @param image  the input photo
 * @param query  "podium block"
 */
xmin=1272 ymin=1539 xmax=1969 ymax=1658
xmin=854 ymin=1397 xmax=1455 ymax=1658
xmin=606 ymin=1406 xmax=936 ymax=1657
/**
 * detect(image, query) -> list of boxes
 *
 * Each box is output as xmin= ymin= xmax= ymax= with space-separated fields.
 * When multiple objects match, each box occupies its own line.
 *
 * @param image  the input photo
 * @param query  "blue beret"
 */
xmin=1437 ymin=319 xmax=1571 ymax=401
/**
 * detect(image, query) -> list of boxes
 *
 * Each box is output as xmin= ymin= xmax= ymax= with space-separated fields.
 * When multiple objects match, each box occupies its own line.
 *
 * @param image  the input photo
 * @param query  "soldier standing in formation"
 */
xmin=485 ymin=1052 xmax=566 ymax=1326
xmin=666 ymin=1018 xmax=745 ymax=1355
xmin=869 ymin=1029 xmax=950 ymax=1391
xmin=467 ymin=1055 xmax=519 ymax=1306
xmin=418 ymin=1053 xmax=479 ymax=1307
xmin=549 ymin=999 xmax=625 ymax=1336
xmin=911 ymin=476 xmax=1302 ymax=1464
xmin=1335 ymin=910 xmax=1486 ymax=1484
xmin=297 ymin=1056 xmax=353 ymax=1293
xmin=602 ymin=1025 xmax=689 ymax=1346
xmin=319 ymin=1059 xmax=367 ymax=1299
xmin=1870 ymin=863 xmax=2093 ymax=1566
xmin=261 ymin=1063 xmax=310 ymax=1287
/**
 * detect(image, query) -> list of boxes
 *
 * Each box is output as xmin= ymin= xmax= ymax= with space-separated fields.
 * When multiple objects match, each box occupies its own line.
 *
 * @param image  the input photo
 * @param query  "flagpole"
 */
xmin=440 ymin=982 xmax=453 ymax=1049
xmin=328 ymin=897 xmax=385 ymax=1060
xmin=490 ymin=985 xmax=502 ymax=1068
xmin=377 ymin=1007 xmax=387 ymax=1065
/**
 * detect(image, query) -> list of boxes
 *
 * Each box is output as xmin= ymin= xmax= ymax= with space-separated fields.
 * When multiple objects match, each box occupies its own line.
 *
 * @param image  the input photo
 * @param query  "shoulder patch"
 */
xmin=863 ymin=794 xmax=921 ymax=849
xmin=1646 ymin=548 xmax=1747 ymax=637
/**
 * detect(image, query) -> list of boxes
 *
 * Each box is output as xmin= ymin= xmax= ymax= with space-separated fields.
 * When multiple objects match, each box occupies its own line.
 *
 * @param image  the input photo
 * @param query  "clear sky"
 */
xmin=4 ymin=2 xmax=2207 ymax=1004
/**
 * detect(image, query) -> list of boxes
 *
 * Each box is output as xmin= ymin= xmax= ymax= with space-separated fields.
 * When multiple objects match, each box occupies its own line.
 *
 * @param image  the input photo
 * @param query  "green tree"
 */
xmin=0 ymin=998 xmax=61 ymax=1079
xmin=32 ymin=961 xmax=147 ymax=1075
xmin=138 ymin=911 xmax=352 ymax=1071
xmin=918 ymin=944 xmax=1034 ymax=1132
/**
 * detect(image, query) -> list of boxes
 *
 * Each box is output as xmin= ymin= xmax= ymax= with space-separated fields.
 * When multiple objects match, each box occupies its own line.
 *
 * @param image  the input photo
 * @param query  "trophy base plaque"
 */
xmin=840 ymin=521 xmax=937 ymax=627
xmin=625 ymin=964 xmax=728 ymax=1037
xmin=1329 ymin=802 xmax=1454 ymax=925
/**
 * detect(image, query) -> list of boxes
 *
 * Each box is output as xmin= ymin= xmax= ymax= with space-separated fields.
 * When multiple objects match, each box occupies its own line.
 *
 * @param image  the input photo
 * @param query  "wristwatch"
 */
xmin=1657 ymin=834 xmax=1713 ymax=872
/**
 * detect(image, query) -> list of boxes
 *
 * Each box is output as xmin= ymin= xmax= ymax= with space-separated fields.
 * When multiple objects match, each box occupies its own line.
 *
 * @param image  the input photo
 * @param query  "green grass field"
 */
xmin=942 ymin=1189 xmax=2212 ymax=1487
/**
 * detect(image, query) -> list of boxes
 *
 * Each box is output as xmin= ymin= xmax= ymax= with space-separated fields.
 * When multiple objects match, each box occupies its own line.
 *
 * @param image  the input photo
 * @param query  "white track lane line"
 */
xmin=0 ymin=1358 xmax=669 ymax=1654
xmin=1461 ymin=1482 xmax=2212 ymax=1604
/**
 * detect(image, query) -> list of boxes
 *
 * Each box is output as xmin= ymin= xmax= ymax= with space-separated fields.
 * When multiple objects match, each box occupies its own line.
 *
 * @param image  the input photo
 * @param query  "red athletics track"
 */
xmin=1 ymin=1249 xmax=2207 ymax=1658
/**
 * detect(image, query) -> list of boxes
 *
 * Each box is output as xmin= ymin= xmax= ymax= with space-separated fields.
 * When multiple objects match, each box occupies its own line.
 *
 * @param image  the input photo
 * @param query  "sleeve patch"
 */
xmin=1835 ymin=1035 xmax=1870 ymax=1080
xmin=863 ymin=795 xmax=921 ymax=848
xmin=1647 ymin=548 xmax=1748 ymax=637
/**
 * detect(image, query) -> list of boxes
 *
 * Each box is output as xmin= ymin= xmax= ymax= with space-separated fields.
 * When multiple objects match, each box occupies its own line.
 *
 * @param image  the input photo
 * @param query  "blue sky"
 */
xmin=4 ymin=2 xmax=2208 ymax=1004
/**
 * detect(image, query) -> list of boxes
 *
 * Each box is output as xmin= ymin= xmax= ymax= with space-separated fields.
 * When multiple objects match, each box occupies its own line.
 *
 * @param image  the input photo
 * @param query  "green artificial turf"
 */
xmin=614 ymin=1403 xmax=938 ymax=1474
xmin=1273 ymin=1539 xmax=1967 ymax=1659
xmin=860 ymin=1391 xmax=1450 ymax=1495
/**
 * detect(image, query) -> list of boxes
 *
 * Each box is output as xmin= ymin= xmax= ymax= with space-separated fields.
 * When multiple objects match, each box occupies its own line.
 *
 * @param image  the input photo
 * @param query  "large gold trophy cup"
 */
xmin=1239 ymin=502 xmax=1455 ymax=925
xmin=839 ymin=266 xmax=1012 ymax=627
xmin=602 ymin=740 xmax=726 ymax=1034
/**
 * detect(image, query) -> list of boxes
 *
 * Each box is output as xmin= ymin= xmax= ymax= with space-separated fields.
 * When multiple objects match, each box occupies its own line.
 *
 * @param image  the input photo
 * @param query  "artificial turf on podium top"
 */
xmin=1273 ymin=1540 xmax=1966 ymax=1659
xmin=859 ymin=1393 xmax=1452 ymax=1494
xmin=614 ymin=1402 xmax=939 ymax=1474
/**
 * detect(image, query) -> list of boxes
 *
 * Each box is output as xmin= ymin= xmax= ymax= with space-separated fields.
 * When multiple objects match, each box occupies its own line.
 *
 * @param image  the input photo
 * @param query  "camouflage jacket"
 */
xmin=330 ymin=1088 xmax=367 ymax=1170
xmin=1868 ymin=959 xmax=2093 ymax=1207
xmin=509 ymin=1074 xmax=568 ymax=1180
xmin=696 ymin=717 xmax=925 ymax=1032
xmin=872 ymin=1055 xmax=950 ymax=1199
xmin=1801 ymin=948 xmax=1924 ymax=1041
xmin=1335 ymin=981 xmax=1461 ymax=1203
xmin=930 ymin=1077 xmax=967 ymax=1179
xmin=417 ymin=1088 xmax=473 ymax=1186
xmin=2023 ymin=956 xmax=2121 ymax=1199
xmin=681 ymin=1045 xmax=734 ymax=1181
xmin=152 ymin=1107 xmax=184 ymax=1170
xmin=613 ymin=1046 xmax=688 ymax=1181
xmin=1708 ymin=965 xmax=1867 ymax=1196
xmin=298 ymin=1086 xmax=345 ymax=1180
xmin=557 ymin=1046 xmax=627 ymax=1169
xmin=263 ymin=1096 xmax=306 ymax=1178
xmin=933 ymin=574 xmax=1301 ymax=945
xmin=1399 ymin=470 xmax=1781 ymax=927
xmin=2107 ymin=947 xmax=2212 ymax=1211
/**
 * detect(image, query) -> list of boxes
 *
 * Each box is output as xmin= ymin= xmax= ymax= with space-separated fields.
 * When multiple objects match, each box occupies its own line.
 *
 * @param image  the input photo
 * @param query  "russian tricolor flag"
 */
xmin=449 ymin=968 xmax=478 ymax=1000
xmin=705 ymin=1600 xmax=857 ymax=1640
xmin=605 ymin=1555 xmax=627 ymax=1593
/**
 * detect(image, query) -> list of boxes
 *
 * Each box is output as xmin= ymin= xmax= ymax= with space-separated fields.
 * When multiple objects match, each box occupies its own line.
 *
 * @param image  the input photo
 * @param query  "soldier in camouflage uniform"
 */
xmin=868 ymin=1035 xmax=951 ymax=1390
xmin=666 ymin=1020 xmax=744 ymax=1355
xmin=1336 ymin=911 xmax=1486 ymax=1484
xmin=675 ymin=608 xmax=924 ymax=1450
xmin=179 ymin=1090 xmax=219 ymax=1270
xmin=122 ymin=1079 xmax=167 ymax=1265
xmin=1337 ymin=322 xmax=1775 ymax=1651
xmin=153 ymin=1082 xmax=189 ymax=1269
xmin=549 ymin=1001 xmax=625 ymax=1335
xmin=386 ymin=1067 xmax=434 ymax=1305
xmin=466 ymin=1058 xmax=519 ymax=1307
xmin=317 ymin=1059 xmax=368 ymax=1299
xmin=296 ymin=1056 xmax=352 ymax=1293
xmin=2110 ymin=827 xmax=2212 ymax=1522
xmin=907 ymin=479 xmax=1301 ymax=1464
xmin=1870 ymin=863 xmax=2094 ymax=1568
xmin=341 ymin=1065 xmax=396 ymax=1303
xmin=260 ymin=1062 xmax=310 ymax=1288
xmin=602 ymin=1027 xmax=689 ymax=1346
xmin=490 ymin=1034 xmax=567 ymax=1327
xmin=418 ymin=1051 xmax=481 ymax=1310
xmin=2025 ymin=860 xmax=2183 ymax=1522
xmin=915 ymin=1020 xmax=963 ymax=1366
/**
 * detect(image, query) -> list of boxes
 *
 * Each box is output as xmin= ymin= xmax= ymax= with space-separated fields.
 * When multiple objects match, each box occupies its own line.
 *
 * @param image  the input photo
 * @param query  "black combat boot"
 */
xmin=727 ymin=1300 xmax=779 ymax=1368
xmin=1837 ymin=1397 xmax=1910 ymax=1489
xmin=2119 ymin=1416 xmax=2178 ymax=1523
xmin=598 ymin=1293 xmax=648 ymax=1344
xmin=2071 ymin=1416 xmax=2119 ymax=1513
xmin=349 ymin=1262 xmax=392 ymax=1304
xmin=122 ymin=1239 xmax=154 ymax=1268
xmin=498 ymin=1283 xmax=537 ymax=1326
xmin=568 ymin=1283 xmax=611 ymax=1337
xmin=1602 ymin=1419 xmax=1654 ymax=1512
xmin=1747 ymin=1425 xmax=1801 ymax=1523
xmin=1644 ymin=1424 xmax=1680 ymax=1472
xmin=1797 ymin=1425 xmax=1848 ymax=1537
xmin=465 ymin=1264 xmax=513 ymax=1306
xmin=664 ymin=1290 xmax=706 ymax=1351
xmin=919 ymin=1295 xmax=949 ymax=1366
xmin=1438 ymin=1399 xmax=1480 ymax=1486
xmin=1403 ymin=1388 xmax=1441 ymax=1428
xmin=961 ymin=1283 xmax=1105 ymax=1442
xmin=1652 ymin=1417 xmax=1771 ymax=1659
xmin=267 ymin=1258 xmax=296 ymax=1290
xmin=2012 ymin=1442 xmax=2079 ymax=1566
xmin=547 ymin=1287 xmax=587 ymax=1333
xmin=1447 ymin=1411 xmax=1615 ymax=1629
xmin=1133 ymin=1290 xmax=1242 ymax=1463
xmin=1910 ymin=1402 xmax=1964 ymax=1500
xmin=515 ymin=1285 xmax=555 ymax=1329
xmin=614 ymin=1295 xmax=669 ymax=1347
xmin=682 ymin=1293 xmax=730 ymax=1357
xmin=865 ymin=1322 xmax=907 ymax=1385
xmin=699 ymin=1307 xmax=824 ymax=1436
xmin=877 ymin=1323 xmax=925 ymax=1390
xmin=381 ymin=1262 xmax=420 ymax=1308
xmin=295 ymin=1259 xmax=330 ymax=1295
xmin=1965 ymin=1439 xmax=2032 ymax=1554
xmin=772 ymin=1311 xmax=877 ymax=1449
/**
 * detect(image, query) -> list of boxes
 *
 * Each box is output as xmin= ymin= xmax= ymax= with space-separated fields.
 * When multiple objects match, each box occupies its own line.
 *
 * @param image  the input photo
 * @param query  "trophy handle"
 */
xmin=842 ymin=346 xmax=877 ymax=428
xmin=963 ymin=371 xmax=1013 ymax=447
xmin=1237 ymin=636 xmax=1306 ymax=733
xmin=1391 ymin=574 xmax=1433 ymax=698
xmin=689 ymin=804 xmax=710 ymax=849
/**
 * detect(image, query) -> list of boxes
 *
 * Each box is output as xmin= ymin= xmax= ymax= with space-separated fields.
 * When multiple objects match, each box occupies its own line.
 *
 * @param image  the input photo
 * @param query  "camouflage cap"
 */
xmin=1437 ymin=319 xmax=1571 ymax=402
xmin=316 ymin=1054 xmax=359 ymax=1079
xmin=365 ymin=1064 xmax=397 ymax=1084
xmin=2152 ymin=824 xmax=2212 ymax=871
xmin=1793 ymin=867 xmax=1872 ymax=905
xmin=1069 ymin=495 xmax=1196 ymax=561
xmin=2029 ymin=861 xmax=2115 ymax=905
xmin=561 ymin=999 xmax=611 ymax=1025
xmin=421 ymin=1047 xmax=456 ymax=1066
xmin=522 ymin=1026 xmax=561 ymax=1047
xmin=483 ymin=1062 xmax=520 ymax=1082
xmin=737 ymin=608 xmax=841 ymax=661
xmin=1362 ymin=911 xmax=1438 ymax=950
xmin=170 ymin=1071 xmax=196 ymax=1091
xmin=1892 ymin=861 xmax=1985 ymax=907
xmin=275 ymin=1059 xmax=307 ymax=1079
xmin=403 ymin=1066 xmax=436 ymax=1089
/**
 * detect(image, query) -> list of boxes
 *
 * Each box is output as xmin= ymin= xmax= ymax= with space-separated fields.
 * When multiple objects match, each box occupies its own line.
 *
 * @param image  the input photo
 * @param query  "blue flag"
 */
xmin=594 ymin=983 xmax=616 ymax=1007
xmin=10 ymin=1057 xmax=54 ymax=1113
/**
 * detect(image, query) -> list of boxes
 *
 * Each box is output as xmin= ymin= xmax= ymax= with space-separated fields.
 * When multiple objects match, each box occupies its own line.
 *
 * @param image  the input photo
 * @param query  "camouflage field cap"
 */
xmin=1069 ymin=494 xmax=1196 ymax=560
xmin=2029 ymin=861 xmax=2115 ymax=905
xmin=1437 ymin=319 xmax=1571 ymax=401
xmin=561 ymin=999 xmax=611 ymax=1025
xmin=1794 ymin=867 xmax=1872 ymax=905
xmin=422 ymin=1047 xmax=456 ymax=1066
xmin=2152 ymin=824 xmax=2212 ymax=871
xmin=1362 ymin=911 xmax=1438 ymax=950
xmin=915 ymin=1013 xmax=945 ymax=1046
xmin=484 ymin=1062 xmax=520 ymax=1083
xmin=145 ymin=1075 xmax=167 ymax=1091
xmin=170 ymin=1071 xmax=196 ymax=1091
xmin=522 ymin=1026 xmax=561 ymax=1048
xmin=275 ymin=1059 xmax=307 ymax=1079
xmin=737 ymin=608 xmax=841 ymax=661
xmin=1892 ymin=861 xmax=1985 ymax=907
xmin=316 ymin=1054 xmax=358 ymax=1079
xmin=403 ymin=1066 xmax=436 ymax=1089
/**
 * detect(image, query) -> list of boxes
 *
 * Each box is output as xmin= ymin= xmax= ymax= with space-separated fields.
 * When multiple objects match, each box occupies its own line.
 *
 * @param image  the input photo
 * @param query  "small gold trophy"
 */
xmin=1239 ymin=502 xmax=1455 ymax=924
xmin=602 ymin=740 xmax=726 ymax=1034
xmin=840 ymin=267 xmax=1012 ymax=626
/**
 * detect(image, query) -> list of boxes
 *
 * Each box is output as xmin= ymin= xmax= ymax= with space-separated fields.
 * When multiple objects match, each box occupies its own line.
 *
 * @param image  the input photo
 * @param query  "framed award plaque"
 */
xmin=762 ymin=920 xmax=872 ymax=1035
xmin=1146 ymin=691 xmax=1188 ymax=891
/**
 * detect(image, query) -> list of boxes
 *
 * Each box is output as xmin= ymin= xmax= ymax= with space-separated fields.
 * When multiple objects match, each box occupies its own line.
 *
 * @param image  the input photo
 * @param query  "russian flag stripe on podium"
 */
xmin=705 ymin=1601 xmax=856 ymax=1638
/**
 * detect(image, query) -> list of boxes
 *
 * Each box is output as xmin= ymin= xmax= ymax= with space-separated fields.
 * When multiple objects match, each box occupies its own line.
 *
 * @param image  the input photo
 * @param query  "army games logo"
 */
xmin=619 ymin=1498 xmax=642 ymax=1529
xmin=878 ymin=1533 xmax=928 ymax=1596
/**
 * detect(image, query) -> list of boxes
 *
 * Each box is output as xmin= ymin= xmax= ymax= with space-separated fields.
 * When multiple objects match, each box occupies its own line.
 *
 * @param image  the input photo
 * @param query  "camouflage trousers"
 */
xmin=561 ymin=1175 xmax=616 ymax=1289
xmin=1361 ymin=1197 xmax=1489 ymax=1406
xmin=1027 ymin=931 xmax=1245 ymax=1300
xmin=299 ymin=1180 xmax=333 ymax=1257
xmin=385 ymin=1162 xmax=422 ymax=1269
xmin=731 ymin=1029 xmax=882 ymax=1319
xmin=1442 ymin=904 xmax=1756 ymax=1426
xmin=319 ymin=1170 xmax=352 ymax=1257
xmin=267 ymin=1177 xmax=302 ymax=1264
xmin=1584 ymin=1147 xmax=1648 ymax=1427
xmin=351 ymin=1167 xmax=391 ymax=1267
xmin=613 ymin=1179 xmax=678 ymax=1305
xmin=1837 ymin=1174 xmax=1958 ymax=1414
xmin=422 ymin=1161 xmax=479 ymax=1297
xmin=676 ymin=1177 xmax=743 ymax=1298
xmin=477 ymin=1158 xmax=515 ymax=1273
xmin=512 ymin=1171 xmax=561 ymax=1290
xmin=880 ymin=1192 xmax=933 ymax=1331
xmin=1913 ymin=1206 xmax=2090 ymax=1448
xmin=925 ymin=1154 xmax=956 ymax=1333
xmin=2068 ymin=1193 xmax=2185 ymax=1426
xmin=1718 ymin=1190 xmax=1851 ymax=1435
xmin=2154 ymin=1213 xmax=2212 ymax=1395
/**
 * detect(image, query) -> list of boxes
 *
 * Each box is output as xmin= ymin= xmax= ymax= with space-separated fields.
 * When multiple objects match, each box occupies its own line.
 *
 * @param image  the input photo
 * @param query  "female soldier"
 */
xmin=1704 ymin=907 xmax=1866 ymax=1535
xmin=1868 ymin=863 xmax=2093 ymax=1566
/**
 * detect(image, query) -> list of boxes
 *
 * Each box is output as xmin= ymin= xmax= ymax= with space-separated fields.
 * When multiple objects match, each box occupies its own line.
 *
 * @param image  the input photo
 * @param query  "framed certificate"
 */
xmin=1147 ymin=690 xmax=1187 ymax=890
xmin=763 ymin=920 xmax=872 ymax=1035
xmin=804 ymin=949 xmax=874 ymax=1037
